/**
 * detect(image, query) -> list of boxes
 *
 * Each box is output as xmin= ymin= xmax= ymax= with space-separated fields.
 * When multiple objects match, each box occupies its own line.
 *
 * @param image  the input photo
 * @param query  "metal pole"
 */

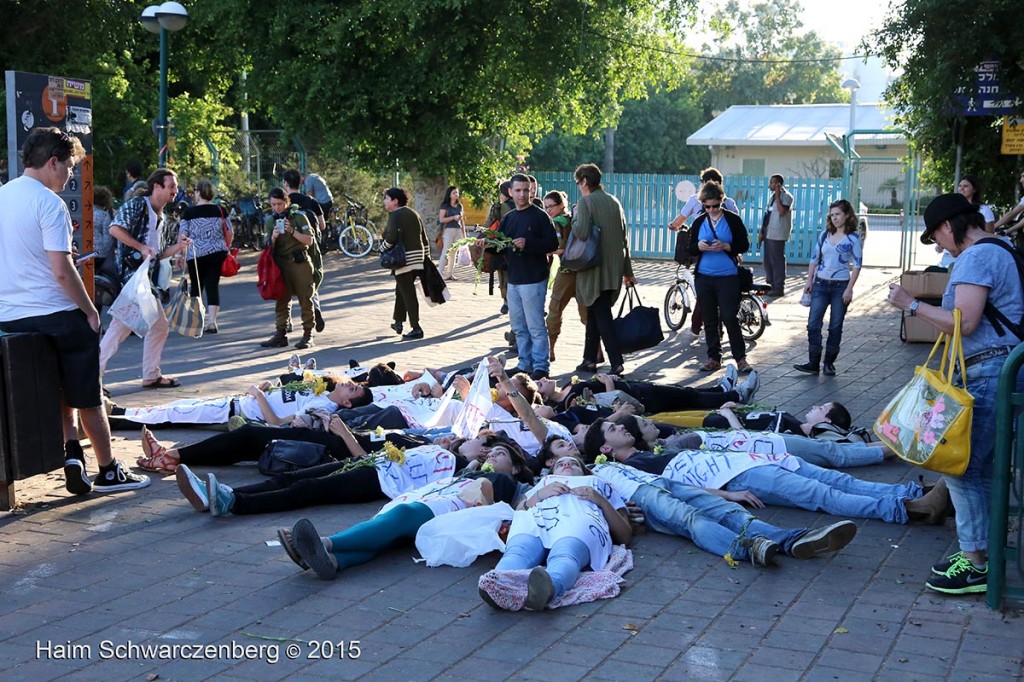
xmin=158 ymin=26 xmax=168 ymax=167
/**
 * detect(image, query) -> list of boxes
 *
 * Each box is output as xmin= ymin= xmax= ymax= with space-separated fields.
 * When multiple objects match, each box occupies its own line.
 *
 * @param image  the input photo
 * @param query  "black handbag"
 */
xmin=673 ymin=227 xmax=693 ymax=266
xmin=257 ymin=440 xmax=333 ymax=475
xmin=614 ymin=286 xmax=664 ymax=354
xmin=379 ymin=241 xmax=407 ymax=269
xmin=738 ymin=266 xmax=754 ymax=292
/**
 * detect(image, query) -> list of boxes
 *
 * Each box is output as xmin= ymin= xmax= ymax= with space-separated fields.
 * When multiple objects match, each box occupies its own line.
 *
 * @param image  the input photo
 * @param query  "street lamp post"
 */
xmin=141 ymin=2 xmax=189 ymax=168
xmin=841 ymin=77 xmax=860 ymax=203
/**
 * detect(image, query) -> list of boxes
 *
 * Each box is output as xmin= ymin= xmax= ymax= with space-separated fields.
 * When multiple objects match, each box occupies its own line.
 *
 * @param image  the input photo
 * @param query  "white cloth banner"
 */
xmin=449 ymin=360 xmax=492 ymax=438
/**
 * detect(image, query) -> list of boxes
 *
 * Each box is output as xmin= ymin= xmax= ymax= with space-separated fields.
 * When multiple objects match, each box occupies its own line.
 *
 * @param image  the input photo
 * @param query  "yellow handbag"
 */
xmin=873 ymin=308 xmax=973 ymax=476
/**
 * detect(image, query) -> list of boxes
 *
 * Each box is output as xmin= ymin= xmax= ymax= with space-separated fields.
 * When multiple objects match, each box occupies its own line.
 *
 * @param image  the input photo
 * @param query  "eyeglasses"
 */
xmin=702 ymin=203 xmax=721 ymax=210
xmin=543 ymin=203 xmax=557 ymax=209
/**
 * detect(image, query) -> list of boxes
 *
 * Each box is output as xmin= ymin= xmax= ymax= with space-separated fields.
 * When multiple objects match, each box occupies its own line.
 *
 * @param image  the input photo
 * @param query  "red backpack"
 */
xmin=257 ymin=247 xmax=286 ymax=300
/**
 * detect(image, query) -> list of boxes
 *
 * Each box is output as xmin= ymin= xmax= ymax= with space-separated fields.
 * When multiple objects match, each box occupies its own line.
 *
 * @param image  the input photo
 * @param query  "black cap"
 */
xmin=920 ymin=193 xmax=977 ymax=244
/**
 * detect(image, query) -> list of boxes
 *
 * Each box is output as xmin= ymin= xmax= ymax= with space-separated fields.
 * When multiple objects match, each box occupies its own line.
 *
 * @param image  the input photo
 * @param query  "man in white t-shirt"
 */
xmin=0 ymin=127 xmax=149 ymax=494
xmin=763 ymin=173 xmax=794 ymax=296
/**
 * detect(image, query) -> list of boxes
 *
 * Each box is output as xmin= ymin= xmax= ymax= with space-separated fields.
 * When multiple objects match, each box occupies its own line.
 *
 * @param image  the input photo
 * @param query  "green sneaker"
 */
xmin=925 ymin=555 xmax=987 ymax=595
xmin=207 ymin=472 xmax=235 ymax=517
xmin=931 ymin=550 xmax=965 ymax=576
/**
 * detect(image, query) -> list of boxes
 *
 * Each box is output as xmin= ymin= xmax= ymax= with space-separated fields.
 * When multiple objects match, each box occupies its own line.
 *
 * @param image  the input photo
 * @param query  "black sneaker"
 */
xmin=314 ymin=308 xmax=326 ymax=333
xmin=93 ymin=461 xmax=151 ymax=493
xmin=931 ymin=550 xmax=965 ymax=576
xmin=926 ymin=555 xmax=987 ymax=595
xmin=63 ymin=440 xmax=93 ymax=495
xmin=64 ymin=457 xmax=93 ymax=495
xmin=790 ymin=520 xmax=858 ymax=559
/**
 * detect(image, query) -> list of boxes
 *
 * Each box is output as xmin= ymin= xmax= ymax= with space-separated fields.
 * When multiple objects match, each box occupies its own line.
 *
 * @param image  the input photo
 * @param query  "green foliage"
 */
xmin=869 ymin=0 xmax=1024 ymax=208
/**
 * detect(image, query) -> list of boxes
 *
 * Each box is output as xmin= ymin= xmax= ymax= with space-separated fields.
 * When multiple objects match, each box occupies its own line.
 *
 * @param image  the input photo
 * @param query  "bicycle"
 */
xmin=324 ymin=194 xmax=376 ymax=257
xmin=663 ymin=264 xmax=771 ymax=341
xmin=226 ymin=195 xmax=267 ymax=251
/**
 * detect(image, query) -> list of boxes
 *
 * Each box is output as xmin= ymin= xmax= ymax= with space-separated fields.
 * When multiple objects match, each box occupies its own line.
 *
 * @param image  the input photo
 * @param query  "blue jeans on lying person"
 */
xmin=723 ymin=460 xmax=920 ymax=523
xmin=496 ymin=534 xmax=589 ymax=599
xmin=652 ymin=478 xmax=806 ymax=556
xmin=779 ymin=434 xmax=885 ymax=468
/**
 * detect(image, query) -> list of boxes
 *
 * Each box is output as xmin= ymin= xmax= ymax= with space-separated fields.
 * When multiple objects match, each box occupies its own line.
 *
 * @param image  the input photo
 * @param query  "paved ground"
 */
xmin=2 ymin=249 xmax=1023 ymax=681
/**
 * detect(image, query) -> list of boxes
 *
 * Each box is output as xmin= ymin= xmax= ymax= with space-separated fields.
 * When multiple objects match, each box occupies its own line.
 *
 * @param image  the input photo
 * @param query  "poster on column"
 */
xmin=5 ymin=71 xmax=94 ymax=288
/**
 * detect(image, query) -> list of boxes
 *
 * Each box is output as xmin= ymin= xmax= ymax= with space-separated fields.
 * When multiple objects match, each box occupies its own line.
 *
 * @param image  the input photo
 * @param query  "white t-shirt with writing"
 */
xmin=695 ymin=430 xmax=788 ymax=456
xmin=374 ymin=445 xmax=457 ymax=499
xmin=508 ymin=475 xmax=627 ymax=571
xmin=592 ymin=462 xmax=658 ymax=500
xmin=0 ymin=175 xmax=78 ymax=320
xmin=661 ymin=449 xmax=800 ymax=490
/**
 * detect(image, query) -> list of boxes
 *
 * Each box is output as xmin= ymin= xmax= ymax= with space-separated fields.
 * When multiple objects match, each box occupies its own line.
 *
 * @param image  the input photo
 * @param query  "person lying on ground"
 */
xmin=535 ymin=435 xmax=857 ymax=567
xmin=623 ymin=410 xmax=894 ymax=470
xmin=286 ymin=469 xmax=522 ymax=580
xmin=481 ymin=454 xmax=631 ymax=611
xmin=583 ymin=418 xmax=951 ymax=525
xmin=111 ymin=374 xmax=372 ymax=427
xmin=176 ymin=429 xmax=533 ymax=518
xmin=535 ymin=363 xmax=760 ymax=413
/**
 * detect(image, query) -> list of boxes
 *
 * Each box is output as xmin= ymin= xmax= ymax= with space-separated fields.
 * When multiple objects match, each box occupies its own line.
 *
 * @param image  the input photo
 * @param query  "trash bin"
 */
xmin=0 ymin=332 xmax=64 ymax=509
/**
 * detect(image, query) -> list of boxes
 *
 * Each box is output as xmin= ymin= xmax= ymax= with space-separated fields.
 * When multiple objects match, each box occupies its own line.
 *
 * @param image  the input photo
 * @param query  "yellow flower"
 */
xmin=382 ymin=441 xmax=406 ymax=466
xmin=723 ymin=553 xmax=738 ymax=568
xmin=374 ymin=426 xmax=386 ymax=436
xmin=653 ymin=444 xmax=665 ymax=455
xmin=303 ymin=370 xmax=314 ymax=382
xmin=490 ymin=388 xmax=499 ymax=403
xmin=481 ymin=462 xmax=495 ymax=473
xmin=594 ymin=455 xmax=609 ymax=465
xmin=311 ymin=377 xmax=327 ymax=396
xmin=571 ymin=375 xmax=579 ymax=385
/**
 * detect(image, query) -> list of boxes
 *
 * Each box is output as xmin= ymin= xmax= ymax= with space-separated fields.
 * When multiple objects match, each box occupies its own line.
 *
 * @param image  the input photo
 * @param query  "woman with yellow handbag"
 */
xmin=886 ymin=193 xmax=1024 ymax=595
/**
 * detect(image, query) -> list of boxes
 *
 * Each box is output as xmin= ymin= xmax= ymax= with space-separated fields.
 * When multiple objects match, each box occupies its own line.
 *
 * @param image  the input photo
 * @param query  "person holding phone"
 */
xmin=259 ymin=188 xmax=317 ymax=349
xmin=687 ymin=181 xmax=752 ymax=373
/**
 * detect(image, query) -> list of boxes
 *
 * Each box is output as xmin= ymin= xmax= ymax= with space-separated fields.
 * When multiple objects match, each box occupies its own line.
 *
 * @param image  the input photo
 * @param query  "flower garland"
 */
xmin=273 ymin=370 xmax=328 ymax=396
xmin=446 ymin=232 xmax=517 ymax=294
xmin=326 ymin=441 xmax=407 ymax=476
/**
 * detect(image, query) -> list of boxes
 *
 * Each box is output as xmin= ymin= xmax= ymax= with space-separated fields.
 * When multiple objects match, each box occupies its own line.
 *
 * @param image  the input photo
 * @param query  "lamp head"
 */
xmin=140 ymin=5 xmax=161 ymax=34
xmin=156 ymin=1 xmax=189 ymax=32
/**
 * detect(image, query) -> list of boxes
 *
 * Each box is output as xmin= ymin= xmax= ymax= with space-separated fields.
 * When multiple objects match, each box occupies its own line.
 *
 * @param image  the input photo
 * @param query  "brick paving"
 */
xmin=2 ymin=250 xmax=1023 ymax=681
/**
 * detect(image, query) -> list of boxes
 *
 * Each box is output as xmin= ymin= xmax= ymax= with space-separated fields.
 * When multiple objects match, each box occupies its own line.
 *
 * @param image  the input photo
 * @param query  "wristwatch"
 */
xmin=909 ymin=300 xmax=920 ymax=317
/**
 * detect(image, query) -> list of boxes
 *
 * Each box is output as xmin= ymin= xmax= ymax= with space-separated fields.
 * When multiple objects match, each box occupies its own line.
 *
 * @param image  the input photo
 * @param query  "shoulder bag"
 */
xmin=258 ymin=440 xmax=334 ymax=475
xmin=614 ymin=286 xmax=664 ymax=354
xmin=380 ymin=218 xmax=407 ymax=269
xmin=873 ymin=308 xmax=973 ymax=475
xmin=165 ymin=251 xmax=205 ymax=338
xmin=562 ymin=222 xmax=602 ymax=271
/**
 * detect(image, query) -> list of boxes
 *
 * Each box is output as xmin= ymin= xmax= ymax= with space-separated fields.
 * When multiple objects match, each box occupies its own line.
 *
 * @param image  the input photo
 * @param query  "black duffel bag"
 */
xmin=258 ymin=440 xmax=335 ymax=475
xmin=614 ymin=286 xmax=665 ymax=354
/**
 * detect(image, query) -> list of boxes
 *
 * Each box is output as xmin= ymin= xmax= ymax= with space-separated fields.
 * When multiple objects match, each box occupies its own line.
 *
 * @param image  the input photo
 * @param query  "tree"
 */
xmin=213 ymin=0 xmax=694 ymax=212
xmin=869 ymin=0 xmax=1024 ymax=207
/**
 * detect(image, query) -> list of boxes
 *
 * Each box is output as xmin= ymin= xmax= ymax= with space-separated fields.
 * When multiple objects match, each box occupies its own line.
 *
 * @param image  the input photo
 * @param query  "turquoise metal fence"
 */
xmin=535 ymin=172 xmax=843 ymax=264
xmin=987 ymin=343 xmax=1024 ymax=609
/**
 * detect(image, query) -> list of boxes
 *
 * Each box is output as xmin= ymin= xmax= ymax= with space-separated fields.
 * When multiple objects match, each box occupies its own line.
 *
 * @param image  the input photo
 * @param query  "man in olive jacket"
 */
xmin=572 ymin=163 xmax=635 ymax=376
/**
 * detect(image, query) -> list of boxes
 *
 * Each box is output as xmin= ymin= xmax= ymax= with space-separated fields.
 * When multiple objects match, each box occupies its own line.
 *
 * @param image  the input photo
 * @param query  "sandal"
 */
xmin=277 ymin=528 xmax=309 ymax=570
xmin=137 ymin=427 xmax=179 ymax=473
xmin=143 ymin=376 xmax=181 ymax=389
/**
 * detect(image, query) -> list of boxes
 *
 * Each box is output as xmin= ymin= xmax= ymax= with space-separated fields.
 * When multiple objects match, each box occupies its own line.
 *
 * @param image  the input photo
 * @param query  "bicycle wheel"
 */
xmin=663 ymin=281 xmax=693 ymax=331
xmin=340 ymin=224 xmax=374 ymax=257
xmin=737 ymin=294 xmax=767 ymax=341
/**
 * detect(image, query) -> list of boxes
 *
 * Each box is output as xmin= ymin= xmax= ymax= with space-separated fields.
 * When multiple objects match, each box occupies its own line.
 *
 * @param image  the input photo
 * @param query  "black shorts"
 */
xmin=0 ymin=309 xmax=102 ymax=409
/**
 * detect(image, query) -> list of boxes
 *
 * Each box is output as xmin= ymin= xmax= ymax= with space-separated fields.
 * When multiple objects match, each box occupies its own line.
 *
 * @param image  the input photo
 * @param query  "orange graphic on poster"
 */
xmin=42 ymin=84 xmax=67 ymax=122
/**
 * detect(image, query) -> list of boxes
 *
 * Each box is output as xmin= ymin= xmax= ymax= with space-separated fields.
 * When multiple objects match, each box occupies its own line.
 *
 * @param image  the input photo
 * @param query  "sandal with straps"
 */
xmin=137 ymin=427 xmax=179 ymax=473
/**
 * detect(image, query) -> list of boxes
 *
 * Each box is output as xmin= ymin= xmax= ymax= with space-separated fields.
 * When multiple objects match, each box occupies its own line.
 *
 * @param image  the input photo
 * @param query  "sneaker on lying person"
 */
xmin=207 ymin=472 xmax=235 ymax=516
xmin=740 ymin=536 xmax=778 ymax=568
xmin=717 ymin=363 xmax=739 ymax=392
xmin=734 ymin=370 xmax=760 ymax=404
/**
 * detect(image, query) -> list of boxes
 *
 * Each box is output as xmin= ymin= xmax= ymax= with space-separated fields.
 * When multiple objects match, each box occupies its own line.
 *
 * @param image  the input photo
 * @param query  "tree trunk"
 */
xmin=410 ymin=172 xmax=447 ymax=256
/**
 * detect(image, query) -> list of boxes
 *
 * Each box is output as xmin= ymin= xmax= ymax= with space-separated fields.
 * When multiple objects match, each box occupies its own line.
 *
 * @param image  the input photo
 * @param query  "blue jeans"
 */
xmin=507 ymin=280 xmax=550 ymax=373
xmin=637 ymin=480 xmax=806 ymax=558
xmin=497 ymin=534 xmax=590 ymax=598
xmin=725 ymin=461 xmax=921 ymax=523
xmin=807 ymin=278 xmax=849 ymax=359
xmin=780 ymin=434 xmax=885 ymax=468
xmin=947 ymin=357 xmax=1024 ymax=552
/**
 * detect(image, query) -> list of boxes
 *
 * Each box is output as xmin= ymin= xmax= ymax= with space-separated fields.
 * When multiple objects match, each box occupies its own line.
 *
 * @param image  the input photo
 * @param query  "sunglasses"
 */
xmin=702 ymin=203 xmax=722 ymax=210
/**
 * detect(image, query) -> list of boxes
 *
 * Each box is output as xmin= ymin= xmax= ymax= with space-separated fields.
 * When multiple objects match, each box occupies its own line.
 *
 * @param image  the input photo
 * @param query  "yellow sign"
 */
xmin=1002 ymin=117 xmax=1024 ymax=155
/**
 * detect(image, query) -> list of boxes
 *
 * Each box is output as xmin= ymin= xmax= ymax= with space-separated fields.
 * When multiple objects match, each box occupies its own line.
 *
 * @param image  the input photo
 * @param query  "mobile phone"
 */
xmin=275 ymin=218 xmax=285 ymax=234
xmin=75 ymin=251 xmax=97 ymax=264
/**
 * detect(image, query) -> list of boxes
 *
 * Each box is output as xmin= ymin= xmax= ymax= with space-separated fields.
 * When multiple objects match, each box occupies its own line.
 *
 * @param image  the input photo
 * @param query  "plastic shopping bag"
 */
xmin=456 ymin=244 xmax=473 ymax=267
xmin=108 ymin=256 xmax=161 ymax=336
xmin=414 ymin=502 xmax=515 ymax=567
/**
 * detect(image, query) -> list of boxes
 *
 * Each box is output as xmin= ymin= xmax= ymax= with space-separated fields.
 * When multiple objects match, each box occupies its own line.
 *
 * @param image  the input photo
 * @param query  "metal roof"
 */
xmin=686 ymin=104 xmax=904 ymax=147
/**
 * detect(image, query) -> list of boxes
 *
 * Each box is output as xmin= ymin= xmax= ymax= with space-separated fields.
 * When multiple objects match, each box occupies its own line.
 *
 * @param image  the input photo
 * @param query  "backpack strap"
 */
xmin=815 ymin=230 xmax=828 ymax=268
xmin=974 ymin=237 xmax=1024 ymax=338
